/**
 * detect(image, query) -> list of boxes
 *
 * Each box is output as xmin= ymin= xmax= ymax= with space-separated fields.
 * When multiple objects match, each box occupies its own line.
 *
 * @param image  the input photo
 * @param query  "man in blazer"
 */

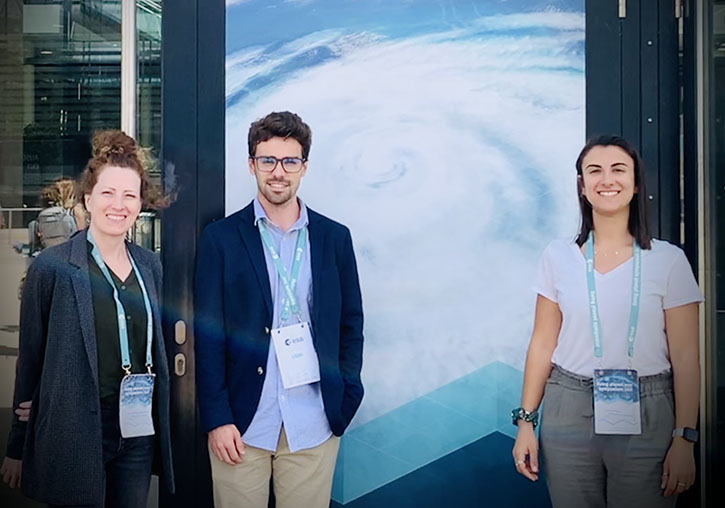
xmin=195 ymin=111 xmax=364 ymax=508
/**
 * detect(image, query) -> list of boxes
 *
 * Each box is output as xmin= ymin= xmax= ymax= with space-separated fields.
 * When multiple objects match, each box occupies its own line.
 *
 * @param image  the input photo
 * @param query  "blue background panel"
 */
xmin=333 ymin=362 xmax=525 ymax=503
xmin=331 ymin=431 xmax=551 ymax=508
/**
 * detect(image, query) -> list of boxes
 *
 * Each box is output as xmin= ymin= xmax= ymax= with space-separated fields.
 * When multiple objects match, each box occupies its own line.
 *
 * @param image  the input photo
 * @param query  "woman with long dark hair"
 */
xmin=511 ymin=136 xmax=701 ymax=507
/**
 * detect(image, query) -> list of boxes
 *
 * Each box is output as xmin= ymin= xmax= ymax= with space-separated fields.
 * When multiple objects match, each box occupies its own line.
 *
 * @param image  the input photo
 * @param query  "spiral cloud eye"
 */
xmin=226 ymin=10 xmax=584 ymax=427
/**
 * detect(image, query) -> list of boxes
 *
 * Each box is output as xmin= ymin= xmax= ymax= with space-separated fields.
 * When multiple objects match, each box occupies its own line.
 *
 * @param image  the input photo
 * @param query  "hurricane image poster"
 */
xmin=225 ymin=1 xmax=584 ymax=505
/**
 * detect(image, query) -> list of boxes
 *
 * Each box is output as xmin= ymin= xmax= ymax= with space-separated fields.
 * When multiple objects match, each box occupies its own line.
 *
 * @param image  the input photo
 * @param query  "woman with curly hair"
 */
xmin=2 ymin=130 xmax=174 ymax=507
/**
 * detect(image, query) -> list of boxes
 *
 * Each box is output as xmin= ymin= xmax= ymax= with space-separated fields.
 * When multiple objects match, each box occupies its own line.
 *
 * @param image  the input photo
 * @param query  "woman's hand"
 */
xmin=661 ymin=438 xmax=696 ymax=496
xmin=662 ymin=303 xmax=699 ymax=497
xmin=512 ymin=422 xmax=539 ymax=481
xmin=15 ymin=400 xmax=31 ymax=422
xmin=1 ymin=456 xmax=22 ymax=489
xmin=512 ymin=295 xmax=561 ymax=483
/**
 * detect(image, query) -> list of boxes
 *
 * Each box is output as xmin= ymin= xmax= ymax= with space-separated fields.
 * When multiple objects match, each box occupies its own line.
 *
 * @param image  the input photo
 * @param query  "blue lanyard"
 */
xmin=257 ymin=220 xmax=308 ymax=322
xmin=585 ymin=234 xmax=642 ymax=360
xmin=88 ymin=230 xmax=154 ymax=375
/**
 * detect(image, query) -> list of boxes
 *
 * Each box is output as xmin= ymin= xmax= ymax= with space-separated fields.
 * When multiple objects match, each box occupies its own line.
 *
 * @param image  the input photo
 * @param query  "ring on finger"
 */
xmin=515 ymin=460 xmax=525 ymax=466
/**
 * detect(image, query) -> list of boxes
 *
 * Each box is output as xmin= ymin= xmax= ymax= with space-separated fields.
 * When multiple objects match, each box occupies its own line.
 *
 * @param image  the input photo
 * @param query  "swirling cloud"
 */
xmin=226 ymin=12 xmax=584 ymax=426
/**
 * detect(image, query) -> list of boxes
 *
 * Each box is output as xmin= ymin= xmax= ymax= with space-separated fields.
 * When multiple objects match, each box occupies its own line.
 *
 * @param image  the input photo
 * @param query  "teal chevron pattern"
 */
xmin=332 ymin=361 xmax=524 ymax=504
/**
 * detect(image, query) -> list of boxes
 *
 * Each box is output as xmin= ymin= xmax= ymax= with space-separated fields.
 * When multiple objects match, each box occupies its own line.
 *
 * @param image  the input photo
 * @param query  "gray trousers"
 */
xmin=540 ymin=365 xmax=677 ymax=508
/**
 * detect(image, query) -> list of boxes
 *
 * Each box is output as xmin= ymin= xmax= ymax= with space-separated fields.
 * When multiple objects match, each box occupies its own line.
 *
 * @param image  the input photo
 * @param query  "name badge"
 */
xmin=271 ymin=322 xmax=321 ymax=389
xmin=119 ymin=373 xmax=156 ymax=438
xmin=593 ymin=369 xmax=642 ymax=435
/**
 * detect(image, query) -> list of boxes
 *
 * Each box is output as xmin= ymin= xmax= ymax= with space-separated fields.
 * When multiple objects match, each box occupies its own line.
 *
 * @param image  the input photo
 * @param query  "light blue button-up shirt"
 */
xmin=243 ymin=198 xmax=332 ymax=453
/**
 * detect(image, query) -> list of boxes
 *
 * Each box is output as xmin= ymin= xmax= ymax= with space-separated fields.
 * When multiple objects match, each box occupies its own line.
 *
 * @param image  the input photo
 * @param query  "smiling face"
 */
xmin=580 ymin=145 xmax=637 ymax=217
xmin=84 ymin=165 xmax=142 ymax=239
xmin=249 ymin=136 xmax=307 ymax=208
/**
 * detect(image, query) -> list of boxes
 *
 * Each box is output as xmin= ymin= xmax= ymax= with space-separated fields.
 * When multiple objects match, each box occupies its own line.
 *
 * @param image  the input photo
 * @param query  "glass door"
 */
xmin=0 ymin=1 xmax=122 ymax=505
xmin=701 ymin=0 xmax=725 ymax=505
xmin=0 ymin=2 xmax=162 ymax=506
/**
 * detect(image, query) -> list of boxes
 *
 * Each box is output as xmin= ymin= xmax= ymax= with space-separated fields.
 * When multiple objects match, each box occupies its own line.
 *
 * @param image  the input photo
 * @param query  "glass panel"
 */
xmin=0 ymin=1 xmax=163 ymax=505
xmin=135 ymin=0 xmax=161 ymax=253
xmin=0 ymin=2 xmax=124 ymax=505
xmin=137 ymin=0 xmax=161 ymax=150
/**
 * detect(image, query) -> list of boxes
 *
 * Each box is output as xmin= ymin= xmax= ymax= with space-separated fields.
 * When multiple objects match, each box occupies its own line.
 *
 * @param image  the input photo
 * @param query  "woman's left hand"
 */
xmin=14 ymin=401 xmax=31 ymax=422
xmin=661 ymin=438 xmax=696 ymax=496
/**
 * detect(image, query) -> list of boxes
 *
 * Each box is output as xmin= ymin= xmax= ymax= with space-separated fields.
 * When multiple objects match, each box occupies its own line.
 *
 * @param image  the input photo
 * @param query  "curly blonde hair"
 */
xmin=40 ymin=178 xmax=77 ymax=209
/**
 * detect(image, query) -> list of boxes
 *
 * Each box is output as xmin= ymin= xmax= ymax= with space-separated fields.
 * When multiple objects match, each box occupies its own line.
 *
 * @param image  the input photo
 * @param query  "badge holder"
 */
xmin=593 ymin=369 xmax=642 ymax=435
xmin=119 ymin=364 xmax=156 ymax=438
xmin=272 ymin=322 xmax=320 ymax=389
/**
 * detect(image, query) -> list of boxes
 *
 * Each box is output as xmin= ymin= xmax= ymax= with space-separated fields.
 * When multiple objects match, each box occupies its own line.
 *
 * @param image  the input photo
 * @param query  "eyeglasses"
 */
xmin=251 ymin=155 xmax=306 ymax=173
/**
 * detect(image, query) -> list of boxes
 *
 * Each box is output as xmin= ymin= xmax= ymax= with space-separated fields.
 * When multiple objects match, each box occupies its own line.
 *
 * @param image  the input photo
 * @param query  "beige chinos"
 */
xmin=209 ymin=430 xmax=340 ymax=508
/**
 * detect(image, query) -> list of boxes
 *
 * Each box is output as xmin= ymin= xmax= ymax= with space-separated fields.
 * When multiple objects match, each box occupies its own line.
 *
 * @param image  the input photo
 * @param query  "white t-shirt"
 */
xmin=534 ymin=237 xmax=703 ymax=377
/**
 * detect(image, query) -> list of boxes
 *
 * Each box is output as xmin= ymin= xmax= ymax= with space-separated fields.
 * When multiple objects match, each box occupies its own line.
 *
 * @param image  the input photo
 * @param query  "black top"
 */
xmin=88 ymin=242 xmax=151 ymax=402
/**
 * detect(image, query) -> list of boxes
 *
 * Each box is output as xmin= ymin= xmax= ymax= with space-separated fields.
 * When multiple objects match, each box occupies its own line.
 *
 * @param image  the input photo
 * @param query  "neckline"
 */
xmin=88 ymin=241 xmax=134 ymax=284
xmin=573 ymin=242 xmax=634 ymax=276
xmin=110 ymin=267 xmax=134 ymax=285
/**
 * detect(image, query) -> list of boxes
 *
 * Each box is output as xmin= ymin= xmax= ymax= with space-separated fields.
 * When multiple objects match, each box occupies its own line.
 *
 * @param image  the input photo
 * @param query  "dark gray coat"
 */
xmin=5 ymin=229 xmax=174 ymax=505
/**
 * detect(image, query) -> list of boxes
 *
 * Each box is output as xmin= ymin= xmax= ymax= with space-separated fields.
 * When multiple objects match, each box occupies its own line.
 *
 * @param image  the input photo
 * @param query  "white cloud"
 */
xmin=225 ymin=12 xmax=585 ymax=427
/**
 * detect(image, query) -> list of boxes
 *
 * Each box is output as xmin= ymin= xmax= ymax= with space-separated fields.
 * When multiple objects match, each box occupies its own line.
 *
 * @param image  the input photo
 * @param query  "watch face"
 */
xmin=683 ymin=428 xmax=699 ymax=442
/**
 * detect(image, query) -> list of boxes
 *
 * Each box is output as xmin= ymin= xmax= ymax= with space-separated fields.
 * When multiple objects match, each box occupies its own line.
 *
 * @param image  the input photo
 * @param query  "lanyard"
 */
xmin=585 ymin=234 xmax=642 ymax=360
xmin=88 ymin=230 xmax=154 ymax=375
xmin=257 ymin=220 xmax=308 ymax=322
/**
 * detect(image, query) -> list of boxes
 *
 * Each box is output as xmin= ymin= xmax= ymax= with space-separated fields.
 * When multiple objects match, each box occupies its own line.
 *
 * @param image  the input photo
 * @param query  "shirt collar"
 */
xmin=253 ymin=196 xmax=309 ymax=232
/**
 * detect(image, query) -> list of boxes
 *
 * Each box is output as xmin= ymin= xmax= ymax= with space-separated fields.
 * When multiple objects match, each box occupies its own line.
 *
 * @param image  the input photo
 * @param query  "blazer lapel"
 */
xmin=68 ymin=230 xmax=99 ymax=388
xmin=308 ymin=209 xmax=324 ymax=330
xmin=237 ymin=206 xmax=273 ymax=316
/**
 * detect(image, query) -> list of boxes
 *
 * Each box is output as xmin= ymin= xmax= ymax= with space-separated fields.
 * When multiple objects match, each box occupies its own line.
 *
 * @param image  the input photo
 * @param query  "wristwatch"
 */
xmin=511 ymin=407 xmax=539 ymax=428
xmin=672 ymin=427 xmax=698 ymax=443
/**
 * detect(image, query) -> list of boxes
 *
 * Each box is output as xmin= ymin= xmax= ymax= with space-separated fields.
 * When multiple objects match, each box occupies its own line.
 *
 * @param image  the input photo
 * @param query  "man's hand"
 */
xmin=1 ymin=457 xmax=22 ymax=488
xmin=15 ymin=401 xmax=31 ymax=422
xmin=208 ymin=424 xmax=245 ymax=466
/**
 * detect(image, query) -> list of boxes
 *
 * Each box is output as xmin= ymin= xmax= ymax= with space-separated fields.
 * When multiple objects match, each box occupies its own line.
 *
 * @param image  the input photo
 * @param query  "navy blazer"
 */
xmin=194 ymin=202 xmax=364 ymax=437
xmin=6 ymin=230 xmax=175 ymax=505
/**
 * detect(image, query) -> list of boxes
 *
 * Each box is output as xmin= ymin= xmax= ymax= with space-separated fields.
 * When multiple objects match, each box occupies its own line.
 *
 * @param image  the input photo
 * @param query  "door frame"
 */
xmin=159 ymin=1 xmax=701 ymax=506
xmin=160 ymin=0 xmax=225 ymax=506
